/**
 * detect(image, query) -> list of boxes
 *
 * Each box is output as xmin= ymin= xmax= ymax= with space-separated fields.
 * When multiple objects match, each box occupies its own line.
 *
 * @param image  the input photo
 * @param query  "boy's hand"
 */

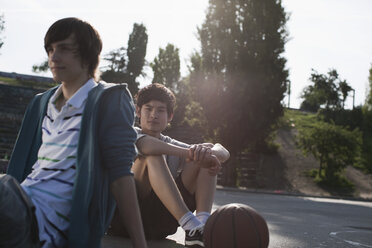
xmin=189 ymin=144 xmax=222 ymax=175
xmin=188 ymin=144 xmax=212 ymax=161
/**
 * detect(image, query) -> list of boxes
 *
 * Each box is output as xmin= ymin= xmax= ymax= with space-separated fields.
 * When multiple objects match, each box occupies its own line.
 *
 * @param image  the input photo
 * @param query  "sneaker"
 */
xmin=185 ymin=224 xmax=204 ymax=248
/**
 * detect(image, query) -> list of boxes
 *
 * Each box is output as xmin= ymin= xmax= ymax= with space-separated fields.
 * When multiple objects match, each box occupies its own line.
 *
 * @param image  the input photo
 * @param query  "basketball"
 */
xmin=203 ymin=203 xmax=269 ymax=248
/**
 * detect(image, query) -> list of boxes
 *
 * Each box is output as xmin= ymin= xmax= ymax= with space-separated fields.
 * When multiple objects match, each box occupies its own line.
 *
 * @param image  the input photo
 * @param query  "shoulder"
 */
xmin=89 ymin=81 xmax=134 ymax=109
xmin=96 ymin=81 xmax=131 ymax=97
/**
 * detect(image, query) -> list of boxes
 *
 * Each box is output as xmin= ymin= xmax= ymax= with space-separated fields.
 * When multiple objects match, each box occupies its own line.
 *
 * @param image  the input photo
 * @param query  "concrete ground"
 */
xmin=103 ymin=188 xmax=372 ymax=248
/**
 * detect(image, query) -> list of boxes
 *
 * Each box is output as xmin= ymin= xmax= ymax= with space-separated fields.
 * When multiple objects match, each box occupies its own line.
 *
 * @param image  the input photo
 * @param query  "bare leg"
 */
xmin=132 ymin=155 xmax=189 ymax=221
xmin=181 ymin=162 xmax=217 ymax=214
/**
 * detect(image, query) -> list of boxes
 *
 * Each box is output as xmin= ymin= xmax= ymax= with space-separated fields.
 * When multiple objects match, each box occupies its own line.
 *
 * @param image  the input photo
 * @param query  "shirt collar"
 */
xmin=50 ymin=78 xmax=97 ymax=109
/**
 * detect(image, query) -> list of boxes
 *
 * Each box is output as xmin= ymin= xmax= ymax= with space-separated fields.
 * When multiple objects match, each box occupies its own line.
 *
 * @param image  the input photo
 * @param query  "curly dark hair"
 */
xmin=135 ymin=83 xmax=176 ymax=116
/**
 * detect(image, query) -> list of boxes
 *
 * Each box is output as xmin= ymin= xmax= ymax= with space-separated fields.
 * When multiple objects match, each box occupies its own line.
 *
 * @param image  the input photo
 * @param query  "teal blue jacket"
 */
xmin=7 ymin=82 xmax=137 ymax=248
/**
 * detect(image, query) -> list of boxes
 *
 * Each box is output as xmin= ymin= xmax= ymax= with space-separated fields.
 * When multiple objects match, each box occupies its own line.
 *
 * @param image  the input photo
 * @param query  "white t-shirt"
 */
xmin=135 ymin=127 xmax=191 ymax=178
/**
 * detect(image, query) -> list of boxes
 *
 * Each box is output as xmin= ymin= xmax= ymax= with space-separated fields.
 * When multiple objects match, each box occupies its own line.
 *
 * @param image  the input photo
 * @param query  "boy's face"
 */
xmin=47 ymin=34 xmax=88 ymax=84
xmin=136 ymin=100 xmax=173 ymax=138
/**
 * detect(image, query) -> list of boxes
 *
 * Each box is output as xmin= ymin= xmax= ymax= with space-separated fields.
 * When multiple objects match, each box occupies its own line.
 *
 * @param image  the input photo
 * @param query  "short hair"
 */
xmin=135 ymin=83 xmax=176 ymax=116
xmin=44 ymin=17 xmax=102 ymax=79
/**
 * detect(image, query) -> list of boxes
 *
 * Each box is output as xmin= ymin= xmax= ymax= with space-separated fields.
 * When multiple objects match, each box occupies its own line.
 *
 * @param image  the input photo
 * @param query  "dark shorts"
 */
xmin=0 ymin=174 xmax=40 ymax=248
xmin=109 ymin=174 xmax=196 ymax=240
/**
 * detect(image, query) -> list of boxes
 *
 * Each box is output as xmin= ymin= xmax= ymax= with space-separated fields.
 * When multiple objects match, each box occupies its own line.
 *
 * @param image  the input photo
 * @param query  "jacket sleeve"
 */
xmin=7 ymin=96 xmax=42 ymax=182
xmin=98 ymin=87 xmax=137 ymax=184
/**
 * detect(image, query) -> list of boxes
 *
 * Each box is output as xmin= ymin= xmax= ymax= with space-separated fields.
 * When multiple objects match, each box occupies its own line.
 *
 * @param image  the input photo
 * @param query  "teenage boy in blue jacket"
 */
xmin=1 ymin=17 xmax=147 ymax=248
xmin=109 ymin=83 xmax=230 ymax=248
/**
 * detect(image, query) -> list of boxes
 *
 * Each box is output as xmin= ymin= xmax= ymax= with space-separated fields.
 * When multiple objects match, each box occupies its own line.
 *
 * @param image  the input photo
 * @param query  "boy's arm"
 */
xmin=110 ymin=176 xmax=148 ymax=248
xmin=137 ymin=135 xmax=230 ymax=163
xmin=136 ymin=135 xmax=190 ymax=158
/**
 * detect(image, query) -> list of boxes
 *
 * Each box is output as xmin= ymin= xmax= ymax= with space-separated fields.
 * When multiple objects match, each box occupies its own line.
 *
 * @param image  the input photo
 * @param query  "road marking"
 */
xmin=330 ymin=231 xmax=372 ymax=247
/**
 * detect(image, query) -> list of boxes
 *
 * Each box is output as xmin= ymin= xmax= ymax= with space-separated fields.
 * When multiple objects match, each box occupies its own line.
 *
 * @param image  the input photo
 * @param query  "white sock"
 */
xmin=178 ymin=212 xmax=203 ymax=231
xmin=196 ymin=211 xmax=210 ymax=225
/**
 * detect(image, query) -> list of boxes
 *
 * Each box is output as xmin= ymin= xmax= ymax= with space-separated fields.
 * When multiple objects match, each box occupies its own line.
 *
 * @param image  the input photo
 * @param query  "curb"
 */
xmin=216 ymin=185 xmax=372 ymax=203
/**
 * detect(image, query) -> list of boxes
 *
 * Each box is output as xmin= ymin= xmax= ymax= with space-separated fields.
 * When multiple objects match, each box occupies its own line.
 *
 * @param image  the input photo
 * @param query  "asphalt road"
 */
xmin=213 ymin=189 xmax=372 ymax=248
xmin=103 ymin=189 xmax=372 ymax=247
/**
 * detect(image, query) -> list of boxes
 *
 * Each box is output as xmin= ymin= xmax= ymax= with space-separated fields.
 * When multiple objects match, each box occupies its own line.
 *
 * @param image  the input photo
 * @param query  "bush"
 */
xmin=362 ymin=109 xmax=372 ymax=173
xmin=297 ymin=121 xmax=362 ymax=182
xmin=318 ymin=107 xmax=363 ymax=131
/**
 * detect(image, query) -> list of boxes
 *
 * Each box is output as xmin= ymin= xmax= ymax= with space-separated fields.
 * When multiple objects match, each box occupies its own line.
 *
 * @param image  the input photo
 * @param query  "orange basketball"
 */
xmin=203 ymin=203 xmax=269 ymax=248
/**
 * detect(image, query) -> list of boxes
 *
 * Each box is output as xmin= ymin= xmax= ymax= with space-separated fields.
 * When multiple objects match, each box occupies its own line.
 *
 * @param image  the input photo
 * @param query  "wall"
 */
xmin=0 ymin=84 xmax=44 ymax=159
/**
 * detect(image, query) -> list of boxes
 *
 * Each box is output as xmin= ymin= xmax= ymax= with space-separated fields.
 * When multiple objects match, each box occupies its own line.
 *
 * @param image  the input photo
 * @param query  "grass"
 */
xmin=0 ymin=76 xmax=57 ymax=89
xmin=307 ymin=169 xmax=355 ymax=196
xmin=284 ymin=109 xmax=357 ymax=195
xmin=280 ymin=109 xmax=319 ymax=130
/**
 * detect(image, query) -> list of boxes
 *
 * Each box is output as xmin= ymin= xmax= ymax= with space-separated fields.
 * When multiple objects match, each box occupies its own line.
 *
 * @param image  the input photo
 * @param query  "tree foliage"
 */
xmin=298 ymin=121 xmax=361 ymax=181
xmin=127 ymin=23 xmax=148 ymax=86
xmin=361 ymin=65 xmax=372 ymax=173
xmin=103 ymin=47 xmax=126 ymax=72
xmin=151 ymin=43 xmax=180 ymax=92
xmin=32 ymin=60 xmax=49 ymax=73
xmin=0 ymin=14 xmax=4 ymax=53
xmin=101 ymin=23 xmax=148 ymax=94
xmin=197 ymin=0 xmax=289 ymax=155
xmin=300 ymin=69 xmax=352 ymax=112
xmin=364 ymin=65 xmax=372 ymax=110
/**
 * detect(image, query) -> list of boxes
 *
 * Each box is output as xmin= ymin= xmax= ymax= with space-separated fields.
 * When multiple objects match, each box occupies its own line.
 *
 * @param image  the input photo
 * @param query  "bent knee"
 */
xmin=145 ymin=155 xmax=166 ymax=164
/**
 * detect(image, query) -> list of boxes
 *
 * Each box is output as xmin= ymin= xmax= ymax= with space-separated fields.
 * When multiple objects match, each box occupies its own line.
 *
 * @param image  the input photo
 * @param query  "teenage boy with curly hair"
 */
xmin=110 ymin=83 xmax=229 ymax=248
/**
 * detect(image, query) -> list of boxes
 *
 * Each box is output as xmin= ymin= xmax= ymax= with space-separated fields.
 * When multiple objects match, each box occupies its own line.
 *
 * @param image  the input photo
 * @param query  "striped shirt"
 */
xmin=21 ymin=79 xmax=97 ymax=248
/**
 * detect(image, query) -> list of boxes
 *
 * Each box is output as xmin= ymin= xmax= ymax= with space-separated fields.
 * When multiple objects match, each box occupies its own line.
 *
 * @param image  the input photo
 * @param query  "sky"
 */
xmin=0 ymin=0 xmax=371 ymax=109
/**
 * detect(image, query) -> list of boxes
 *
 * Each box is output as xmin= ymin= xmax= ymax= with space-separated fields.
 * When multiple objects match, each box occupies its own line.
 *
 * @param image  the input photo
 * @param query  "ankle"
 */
xmin=179 ymin=212 xmax=203 ymax=231
xmin=196 ymin=211 xmax=210 ymax=225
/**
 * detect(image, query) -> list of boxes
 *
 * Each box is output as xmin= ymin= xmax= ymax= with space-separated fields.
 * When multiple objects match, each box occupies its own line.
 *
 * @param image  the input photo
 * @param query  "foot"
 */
xmin=185 ymin=224 xmax=204 ymax=248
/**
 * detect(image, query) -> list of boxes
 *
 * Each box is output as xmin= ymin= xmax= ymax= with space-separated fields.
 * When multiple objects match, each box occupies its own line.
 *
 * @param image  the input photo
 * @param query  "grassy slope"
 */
xmin=0 ymin=76 xmax=57 ymax=89
xmin=271 ymin=109 xmax=372 ymax=199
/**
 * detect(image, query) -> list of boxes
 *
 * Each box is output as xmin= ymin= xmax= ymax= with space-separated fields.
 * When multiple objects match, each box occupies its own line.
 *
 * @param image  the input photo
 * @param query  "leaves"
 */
xmin=101 ymin=23 xmax=148 ymax=95
xmin=196 ymin=0 xmax=289 ymax=154
xmin=0 ymin=14 xmax=4 ymax=52
xmin=150 ymin=43 xmax=180 ymax=92
xmin=300 ymin=69 xmax=353 ymax=111
xmin=32 ymin=60 xmax=49 ymax=73
xmin=297 ymin=120 xmax=361 ymax=180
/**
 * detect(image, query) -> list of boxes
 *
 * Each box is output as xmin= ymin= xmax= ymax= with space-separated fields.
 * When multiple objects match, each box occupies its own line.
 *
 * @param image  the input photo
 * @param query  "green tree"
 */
xmin=298 ymin=121 xmax=361 ymax=181
xmin=100 ymin=23 xmax=148 ymax=94
xmin=151 ymin=43 xmax=180 ymax=92
xmin=198 ymin=0 xmax=289 ymax=157
xmin=32 ymin=60 xmax=49 ymax=73
xmin=300 ymin=69 xmax=352 ymax=111
xmin=103 ymin=47 xmax=126 ymax=72
xmin=339 ymin=80 xmax=352 ymax=109
xmin=364 ymin=65 xmax=372 ymax=110
xmin=362 ymin=64 xmax=372 ymax=173
xmin=0 ymin=14 xmax=4 ymax=53
xmin=100 ymin=47 xmax=127 ymax=88
xmin=126 ymin=23 xmax=148 ymax=93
